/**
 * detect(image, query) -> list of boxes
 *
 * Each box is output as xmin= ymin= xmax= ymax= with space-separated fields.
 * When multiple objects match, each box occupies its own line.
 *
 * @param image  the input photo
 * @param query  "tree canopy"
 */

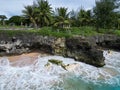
xmin=93 ymin=0 xmax=120 ymax=30
xmin=22 ymin=0 xmax=52 ymax=28
xmin=0 ymin=15 xmax=7 ymax=25
xmin=1 ymin=0 xmax=120 ymax=31
xmin=9 ymin=16 xmax=23 ymax=26
xmin=53 ymin=7 xmax=70 ymax=29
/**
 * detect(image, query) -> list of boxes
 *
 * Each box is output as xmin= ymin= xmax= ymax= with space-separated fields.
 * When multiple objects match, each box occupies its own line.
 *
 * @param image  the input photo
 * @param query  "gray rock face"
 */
xmin=0 ymin=33 xmax=105 ymax=67
xmin=87 ymin=35 xmax=120 ymax=50
xmin=0 ymin=33 xmax=56 ymax=55
xmin=65 ymin=37 xmax=105 ymax=67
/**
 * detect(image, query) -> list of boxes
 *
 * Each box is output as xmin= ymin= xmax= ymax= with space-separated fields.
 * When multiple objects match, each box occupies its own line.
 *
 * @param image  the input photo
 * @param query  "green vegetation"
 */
xmin=0 ymin=15 xmax=7 ymax=25
xmin=113 ymin=30 xmax=120 ymax=36
xmin=8 ymin=16 xmax=24 ymax=26
xmin=0 ymin=0 xmax=120 ymax=37
xmin=48 ymin=59 xmax=63 ymax=65
xmin=1 ymin=26 xmax=120 ymax=38
xmin=53 ymin=7 xmax=70 ymax=29
xmin=0 ymin=27 xmax=71 ymax=37
xmin=22 ymin=0 xmax=52 ymax=28
xmin=93 ymin=0 xmax=119 ymax=30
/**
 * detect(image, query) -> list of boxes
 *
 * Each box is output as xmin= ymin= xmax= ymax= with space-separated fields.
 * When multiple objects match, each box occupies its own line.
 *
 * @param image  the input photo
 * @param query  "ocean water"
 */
xmin=62 ymin=75 xmax=120 ymax=90
xmin=0 ymin=50 xmax=120 ymax=90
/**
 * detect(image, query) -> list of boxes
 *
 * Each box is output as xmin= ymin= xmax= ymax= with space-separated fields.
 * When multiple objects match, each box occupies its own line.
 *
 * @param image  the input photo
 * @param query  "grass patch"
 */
xmin=70 ymin=27 xmax=98 ymax=36
xmin=113 ymin=30 xmax=120 ymax=36
xmin=0 ymin=26 xmax=120 ymax=37
xmin=0 ymin=30 xmax=34 ymax=36
xmin=0 ymin=27 xmax=72 ymax=37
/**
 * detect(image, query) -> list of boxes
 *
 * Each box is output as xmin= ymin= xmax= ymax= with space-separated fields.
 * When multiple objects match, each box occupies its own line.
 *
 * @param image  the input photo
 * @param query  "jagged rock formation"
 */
xmin=46 ymin=59 xmax=80 ymax=71
xmin=87 ymin=34 xmax=120 ymax=50
xmin=0 ymin=33 xmax=109 ymax=67
xmin=65 ymin=36 xmax=105 ymax=67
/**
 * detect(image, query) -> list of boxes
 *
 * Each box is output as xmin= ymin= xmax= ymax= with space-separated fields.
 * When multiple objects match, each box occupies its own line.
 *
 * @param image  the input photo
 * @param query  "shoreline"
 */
xmin=0 ymin=50 xmax=120 ymax=90
xmin=0 ymin=51 xmax=49 ymax=66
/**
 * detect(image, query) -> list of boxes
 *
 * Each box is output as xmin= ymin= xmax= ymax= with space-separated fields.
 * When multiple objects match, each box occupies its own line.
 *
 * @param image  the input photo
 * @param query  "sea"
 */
xmin=0 ymin=50 xmax=120 ymax=90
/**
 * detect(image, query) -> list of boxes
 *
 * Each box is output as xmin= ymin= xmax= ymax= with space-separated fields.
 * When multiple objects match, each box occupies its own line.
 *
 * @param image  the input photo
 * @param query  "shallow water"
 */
xmin=0 ymin=51 xmax=120 ymax=90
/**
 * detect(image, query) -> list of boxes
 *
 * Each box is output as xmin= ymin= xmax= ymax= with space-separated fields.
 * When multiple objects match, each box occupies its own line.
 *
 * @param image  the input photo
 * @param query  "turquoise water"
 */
xmin=62 ymin=75 xmax=120 ymax=90
xmin=61 ymin=50 xmax=120 ymax=90
xmin=62 ymin=51 xmax=120 ymax=90
xmin=0 ymin=50 xmax=120 ymax=90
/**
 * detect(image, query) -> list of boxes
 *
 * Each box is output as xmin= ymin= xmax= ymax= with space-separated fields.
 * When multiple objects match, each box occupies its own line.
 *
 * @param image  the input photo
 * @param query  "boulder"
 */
xmin=51 ymin=38 xmax=66 ymax=56
xmin=65 ymin=37 xmax=105 ymax=67
xmin=47 ymin=59 xmax=80 ymax=71
xmin=61 ymin=63 xmax=80 ymax=71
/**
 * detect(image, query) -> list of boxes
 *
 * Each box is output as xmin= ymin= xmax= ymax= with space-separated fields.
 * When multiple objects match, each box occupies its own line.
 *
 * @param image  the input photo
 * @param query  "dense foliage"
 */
xmin=22 ymin=0 xmax=52 ymax=28
xmin=0 ymin=15 xmax=7 ymax=25
xmin=93 ymin=0 xmax=120 ymax=30
xmin=0 ymin=0 xmax=120 ymax=32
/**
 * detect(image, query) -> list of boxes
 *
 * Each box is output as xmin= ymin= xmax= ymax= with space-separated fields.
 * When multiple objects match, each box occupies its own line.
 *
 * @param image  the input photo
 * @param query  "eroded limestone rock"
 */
xmin=0 ymin=33 xmax=105 ymax=67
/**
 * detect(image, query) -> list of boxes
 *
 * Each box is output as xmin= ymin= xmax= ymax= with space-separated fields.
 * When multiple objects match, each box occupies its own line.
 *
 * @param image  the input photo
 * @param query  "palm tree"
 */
xmin=116 ymin=14 xmax=120 ymax=29
xmin=69 ymin=10 xmax=78 ymax=27
xmin=22 ymin=0 xmax=52 ymax=28
xmin=55 ymin=7 xmax=69 ymax=19
xmin=22 ymin=5 xmax=37 ymax=28
xmin=85 ymin=10 xmax=93 ymax=26
xmin=77 ymin=9 xmax=88 ymax=26
xmin=77 ymin=9 xmax=93 ymax=27
xmin=36 ymin=0 xmax=52 ymax=27
xmin=0 ymin=15 xmax=7 ymax=25
xmin=53 ymin=7 xmax=70 ymax=29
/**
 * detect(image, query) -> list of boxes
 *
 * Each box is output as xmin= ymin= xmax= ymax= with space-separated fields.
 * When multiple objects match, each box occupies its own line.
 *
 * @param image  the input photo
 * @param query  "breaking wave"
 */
xmin=0 ymin=50 xmax=120 ymax=90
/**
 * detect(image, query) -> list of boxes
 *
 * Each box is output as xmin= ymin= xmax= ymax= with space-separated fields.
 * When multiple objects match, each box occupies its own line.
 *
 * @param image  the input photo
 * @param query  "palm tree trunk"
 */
xmin=34 ymin=22 xmax=37 ymax=28
xmin=31 ymin=18 xmax=37 ymax=28
xmin=2 ymin=20 xmax=5 ymax=26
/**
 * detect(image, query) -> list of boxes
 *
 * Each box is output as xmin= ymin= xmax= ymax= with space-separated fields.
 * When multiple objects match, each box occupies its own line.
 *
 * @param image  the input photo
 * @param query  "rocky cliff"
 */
xmin=65 ymin=36 xmax=105 ymax=67
xmin=0 ymin=33 xmax=108 ymax=67
xmin=87 ymin=34 xmax=120 ymax=50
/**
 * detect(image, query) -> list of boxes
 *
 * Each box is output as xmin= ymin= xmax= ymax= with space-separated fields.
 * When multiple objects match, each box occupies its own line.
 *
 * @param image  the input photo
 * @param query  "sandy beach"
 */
xmin=0 ymin=52 xmax=49 ymax=66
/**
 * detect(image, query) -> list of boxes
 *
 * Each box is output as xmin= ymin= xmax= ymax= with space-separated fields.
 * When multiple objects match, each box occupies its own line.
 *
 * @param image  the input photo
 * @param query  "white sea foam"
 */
xmin=0 ymin=50 xmax=120 ymax=89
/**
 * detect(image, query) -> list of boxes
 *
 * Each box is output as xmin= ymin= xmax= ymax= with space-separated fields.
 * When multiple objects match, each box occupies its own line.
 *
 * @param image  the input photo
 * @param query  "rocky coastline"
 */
xmin=0 ymin=33 xmax=119 ymax=67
